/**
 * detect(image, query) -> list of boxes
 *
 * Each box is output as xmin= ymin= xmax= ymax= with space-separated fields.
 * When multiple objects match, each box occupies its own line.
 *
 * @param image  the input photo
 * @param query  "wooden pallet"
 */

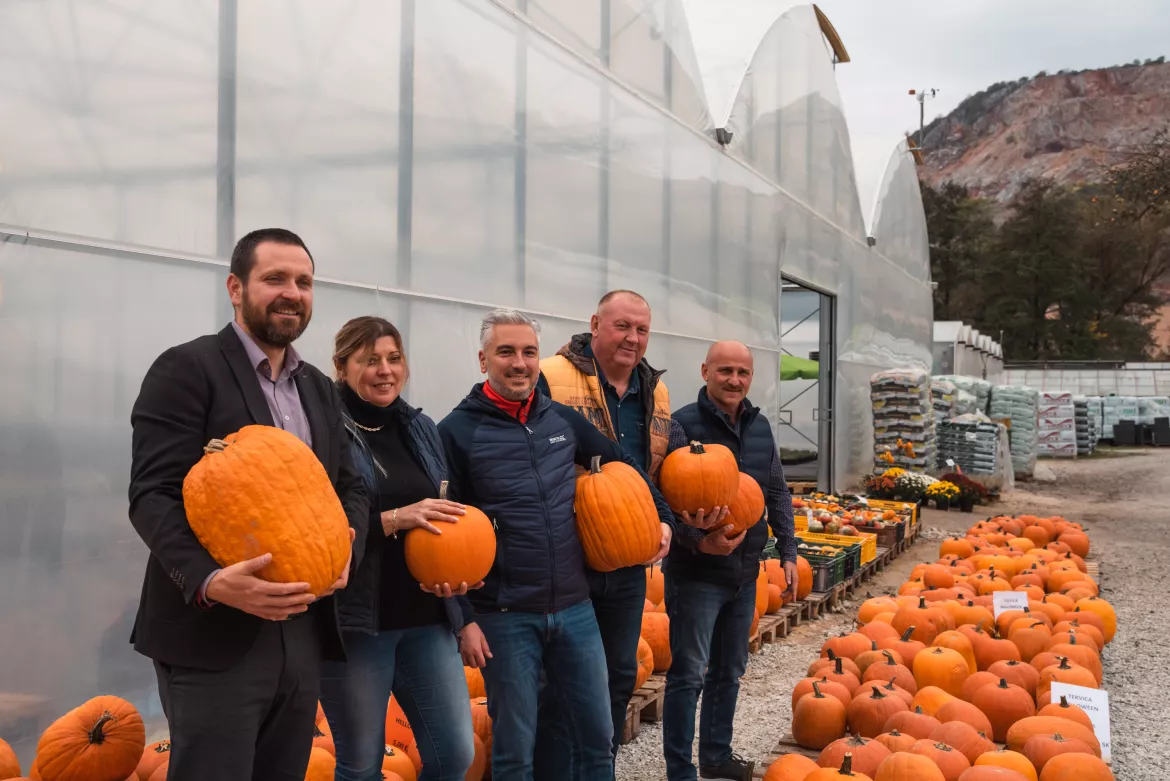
xmin=622 ymin=676 xmax=666 ymax=744
xmin=753 ymin=737 xmax=811 ymax=778
xmin=749 ymin=612 xmax=789 ymax=653
xmin=788 ymin=481 xmax=818 ymax=496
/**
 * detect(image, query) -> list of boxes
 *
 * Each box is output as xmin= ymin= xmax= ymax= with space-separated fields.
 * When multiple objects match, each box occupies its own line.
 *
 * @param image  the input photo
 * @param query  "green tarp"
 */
xmin=780 ymin=354 xmax=820 ymax=380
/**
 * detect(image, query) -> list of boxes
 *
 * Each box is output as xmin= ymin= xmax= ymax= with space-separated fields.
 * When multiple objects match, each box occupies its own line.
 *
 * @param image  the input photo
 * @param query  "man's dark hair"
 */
xmin=229 ymin=228 xmax=315 ymax=281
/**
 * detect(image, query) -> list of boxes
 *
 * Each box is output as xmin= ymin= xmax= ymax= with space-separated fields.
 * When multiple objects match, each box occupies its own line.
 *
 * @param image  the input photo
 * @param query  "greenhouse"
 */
xmin=0 ymin=0 xmax=933 ymax=757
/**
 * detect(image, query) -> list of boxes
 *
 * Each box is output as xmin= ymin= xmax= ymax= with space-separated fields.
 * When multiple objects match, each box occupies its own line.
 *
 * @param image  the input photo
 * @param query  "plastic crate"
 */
xmin=853 ymin=523 xmax=898 ymax=549
xmin=798 ymin=530 xmax=877 ymax=566
xmin=866 ymin=499 xmax=919 ymax=526
xmin=798 ymin=535 xmax=859 ymax=577
xmin=800 ymin=551 xmax=845 ymax=591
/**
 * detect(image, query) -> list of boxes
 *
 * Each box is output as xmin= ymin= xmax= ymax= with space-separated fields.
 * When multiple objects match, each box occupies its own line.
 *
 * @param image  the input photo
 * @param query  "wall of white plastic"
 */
xmin=0 ymin=0 xmax=932 ymax=756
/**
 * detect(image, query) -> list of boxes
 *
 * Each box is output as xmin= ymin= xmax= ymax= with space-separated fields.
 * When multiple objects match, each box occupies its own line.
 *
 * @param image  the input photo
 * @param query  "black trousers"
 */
xmin=154 ymin=615 xmax=322 ymax=781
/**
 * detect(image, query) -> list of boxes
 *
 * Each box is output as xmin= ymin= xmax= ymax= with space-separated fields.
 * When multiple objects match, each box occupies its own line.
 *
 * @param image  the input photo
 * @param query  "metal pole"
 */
xmin=216 ymin=0 xmax=238 ymax=325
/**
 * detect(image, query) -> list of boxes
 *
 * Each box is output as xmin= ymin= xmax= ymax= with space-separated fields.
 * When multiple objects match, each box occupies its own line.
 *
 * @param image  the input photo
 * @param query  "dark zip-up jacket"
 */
xmin=437 ymin=383 xmax=675 ymax=614
xmin=334 ymin=395 xmax=472 ymax=635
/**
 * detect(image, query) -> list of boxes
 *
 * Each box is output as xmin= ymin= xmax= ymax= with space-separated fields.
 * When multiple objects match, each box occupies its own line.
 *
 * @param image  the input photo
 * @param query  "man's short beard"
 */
xmin=487 ymin=375 xmax=532 ymax=402
xmin=241 ymin=290 xmax=310 ymax=347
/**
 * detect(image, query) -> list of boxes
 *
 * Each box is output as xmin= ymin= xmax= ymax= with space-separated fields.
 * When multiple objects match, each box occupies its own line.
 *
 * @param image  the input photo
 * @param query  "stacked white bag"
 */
xmin=1139 ymin=396 xmax=1170 ymax=425
xmin=933 ymin=375 xmax=992 ymax=414
xmin=1102 ymin=396 xmax=1140 ymax=439
xmin=1036 ymin=390 xmax=1078 ymax=459
xmin=989 ymin=385 xmax=1040 ymax=476
xmin=871 ymin=369 xmax=935 ymax=473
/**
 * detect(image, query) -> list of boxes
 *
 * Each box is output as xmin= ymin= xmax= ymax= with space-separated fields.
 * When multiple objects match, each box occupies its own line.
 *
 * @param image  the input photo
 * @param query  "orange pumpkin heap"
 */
xmin=573 ymin=456 xmax=662 ymax=571
xmin=182 ymin=425 xmax=353 ymax=595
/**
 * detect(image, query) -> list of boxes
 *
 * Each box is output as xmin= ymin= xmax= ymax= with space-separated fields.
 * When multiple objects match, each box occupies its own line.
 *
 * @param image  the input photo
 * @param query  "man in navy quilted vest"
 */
xmin=437 ymin=308 xmax=675 ymax=781
xmin=661 ymin=340 xmax=798 ymax=781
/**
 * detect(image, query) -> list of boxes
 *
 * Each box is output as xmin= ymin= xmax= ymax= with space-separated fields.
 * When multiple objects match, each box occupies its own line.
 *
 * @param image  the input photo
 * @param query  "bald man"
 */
xmin=661 ymin=341 xmax=797 ymax=781
xmin=534 ymin=290 xmax=678 ymax=779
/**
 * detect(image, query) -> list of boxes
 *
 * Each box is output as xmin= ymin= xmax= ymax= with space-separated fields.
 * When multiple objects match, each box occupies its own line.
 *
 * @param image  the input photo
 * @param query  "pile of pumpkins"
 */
xmin=767 ymin=514 xmax=1116 ymax=781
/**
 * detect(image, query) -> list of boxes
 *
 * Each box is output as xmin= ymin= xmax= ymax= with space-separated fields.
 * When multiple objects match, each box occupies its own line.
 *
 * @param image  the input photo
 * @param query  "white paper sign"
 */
xmin=992 ymin=591 xmax=1029 ymax=618
xmin=945 ymin=458 xmax=956 ymax=467
xmin=1049 ymin=682 xmax=1111 ymax=762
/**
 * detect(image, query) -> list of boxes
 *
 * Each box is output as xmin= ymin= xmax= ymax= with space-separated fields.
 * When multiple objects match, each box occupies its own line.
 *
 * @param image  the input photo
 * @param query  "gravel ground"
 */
xmin=615 ymin=448 xmax=1170 ymax=780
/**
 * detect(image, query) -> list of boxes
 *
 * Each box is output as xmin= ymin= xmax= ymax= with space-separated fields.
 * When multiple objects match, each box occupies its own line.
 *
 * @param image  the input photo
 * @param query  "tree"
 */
xmin=920 ymin=181 xmax=994 ymax=321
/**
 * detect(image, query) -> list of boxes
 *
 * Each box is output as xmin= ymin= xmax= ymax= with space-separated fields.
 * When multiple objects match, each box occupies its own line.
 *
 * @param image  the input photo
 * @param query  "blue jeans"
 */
xmin=319 ymin=623 xmax=475 ymax=781
xmin=533 ymin=567 xmax=646 ymax=780
xmin=476 ymin=600 xmax=614 ymax=781
xmin=661 ymin=577 xmax=757 ymax=781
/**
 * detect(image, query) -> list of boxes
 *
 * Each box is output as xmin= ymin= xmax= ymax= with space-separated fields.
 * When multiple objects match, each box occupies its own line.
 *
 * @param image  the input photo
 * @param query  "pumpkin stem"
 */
xmin=827 ymin=649 xmax=838 ymax=661
xmin=835 ymin=658 xmax=844 ymax=676
xmin=998 ymin=679 xmax=1010 ymax=689
xmin=203 ymin=438 xmax=229 ymax=455
xmin=914 ymin=706 xmax=924 ymax=714
xmin=900 ymin=626 xmax=916 ymax=642
xmin=811 ymin=682 xmax=825 ymax=698
xmin=439 ymin=480 xmax=449 ymax=500
xmin=87 ymin=710 xmax=117 ymax=745
xmin=917 ymin=597 xmax=927 ymax=608
xmin=589 ymin=455 xmax=603 ymax=475
xmin=840 ymin=753 xmax=854 ymax=775
xmin=889 ymin=729 xmax=902 ymax=736
xmin=688 ymin=441 xmax=707 ymax=454
xmin=881 ymin=650 xmax=896 ymax=665
xmin=870 ymin=686 xmax=886 ymax=700
xmin=1057 ymin=657 xmax=1072 ymax=670
xmin=1060 ymin=696 xmax=1070 ymax=707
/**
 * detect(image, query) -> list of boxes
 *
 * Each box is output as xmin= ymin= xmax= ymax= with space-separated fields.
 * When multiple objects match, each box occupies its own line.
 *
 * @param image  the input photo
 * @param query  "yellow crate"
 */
xmin=797 ymin=530 xmax=877 ymax=565
xmin=866 ymin=499 xmax=919 ymax=526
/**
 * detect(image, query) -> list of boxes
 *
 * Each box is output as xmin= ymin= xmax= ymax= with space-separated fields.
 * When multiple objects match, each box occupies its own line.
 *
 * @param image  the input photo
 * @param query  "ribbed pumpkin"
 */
xmin=1037 ymin=696 xmax=1093 ymax=730
xmin=768 ymin=584 xmax=783 ymax=613
xmin=860 ymin=597 xmax=900 ymax=625
xmin=1073 ymin=598 xmax=1116 ymax=643
xmin=793 ymin=682 xmax=848 ymax=750
xmin=847 ymin=686 xmax=909 ymax=738
xmin=1036 ymin=753 xmax=1114 ymax=781
xmin=959 ymin=671 xmax=999 ymax=702
xmin=1005 ymin=717 xmax=1100 ymax=757
xmin=974 ymin=749 xmax=1038 ymax=781
xmin=972 ymin=679 xmax=1036 ymax=742
xmin=807 ymin=753 xmax=875 ymax=781
xmin=818 ymin=735 xmax=890 ymax=778
xmin=878 ymin=627 xmax=927 ymax=670
xmin=913 ymin=647 xmax=969 ymax=698
xmin=0 ymin=738 xmax=20 ymax=780
xmin=793 ymin=677 xmax=854 ymax=710
xmin=959 ymin=768 xmax=1032 ymax=781
xmin=932 ymin=631 xmax=978 ymax=675
xmin=574 ymin=456 xmax=662 ymax=571
xmin=881 ymin=706 xmax=939 ymax=740
xmin=874 ymin=752 xmax=945 ymax=781
xmin=635 ymin=637 xmax=654 ymax=691
xmin=892 ymin=598 xmax=950 ymax=645
xmin=762 ymin=754 xmax=820 ymax=781
xmin=875 ymin=730 xmax=916 ymax=754
xmin=182 ymin=425 xmax=353 ymax=595
xmin=1008 ymin=622 xmax=1052 ymax=663
xmin=861 ymin=651 xmax=916 ymax=694
xmin=755 ymin=568 xmax=770 ymax=618
xmin=641 ymin=612 xmax=672 ymax=672
xmin=724 ymin=472 xmax=765 ymax=535
xmin=935 ymin=698 xmax=993 ymax=737
xmin=823 ymin=632 xmax=876 ymax=662
xmin=1047 ymin=638 xmax=1103 ymax=684
xmin=820 ymin=657 xmax=862 ymax=692
xmin=988 ymin=660 xmax=1039 ymax=699
xmin=1037 ymin=658 xmax=1098 ymax=704
xmin=910 ymin=740 xmax=971 ymax=781
xmin=910 ymin=686 xmax=956 ymax=718
xmin=929 ymin=721 xmax=996 ymax=764
xmin=796 ymin=557 xmax=814 ymax=600
xmin=1022 ymin=733 xmax=1096 ymax=774
xmin=305 ymin=747 xmax=336 ymax=781
xmin=810 ymin=651 xmax=862 ymax=680
xmin=659 ymin=441 xmax=738 ymax=515
xmin=35 ymin=696 xmax=145 ymax=781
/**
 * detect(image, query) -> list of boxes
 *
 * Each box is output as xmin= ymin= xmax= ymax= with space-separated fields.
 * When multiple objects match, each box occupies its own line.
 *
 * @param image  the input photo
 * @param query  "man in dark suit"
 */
xmin=128 ymin=228 xmax=368 ymax=781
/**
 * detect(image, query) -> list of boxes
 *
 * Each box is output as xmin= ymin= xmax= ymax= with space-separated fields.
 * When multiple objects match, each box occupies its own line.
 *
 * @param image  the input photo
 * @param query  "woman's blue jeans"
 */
xmin=320 ymin=623 xmax=475 ymax=781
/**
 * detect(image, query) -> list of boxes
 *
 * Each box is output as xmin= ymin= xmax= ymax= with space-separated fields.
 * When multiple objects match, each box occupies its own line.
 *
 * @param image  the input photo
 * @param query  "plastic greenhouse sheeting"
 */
xmin=780 ymin=354 xmax=820 ymax=380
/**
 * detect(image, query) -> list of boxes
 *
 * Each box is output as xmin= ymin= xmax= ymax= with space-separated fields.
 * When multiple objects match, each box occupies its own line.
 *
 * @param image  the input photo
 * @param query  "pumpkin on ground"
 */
xmin=767 ymin=584 xmax=783 ymax=613
xmin=959 ymin=769 xmax=1032 ymax=781
xmin=405 ymin=481 xmax=497 ymax=588
xmin=182 ymin=425 xmax=352 ymax=595
xmin=818 ymin=735 xmax=890 ymax=778
xmin=1037 ymin=697 xmax=1093 ymax=730
xmin=913 ymin=647 xmax=969 ymax=698
xmin=641 ymin=612 xmax=672 ymax=672
xmin=971 ymin=679 xmax=1036 ymax=742
xmin=381 ymin=745 xmax=417 ymax=781
xmin=756 ymin=569 xmax=770 ymax=618
xmin=974 ymin=749 xmax=1038 ymax=781
xmin=792 ymin=682 xmax=848 ymax=750
xmin=574 ymin=456 xmax=663 ymax=571
xmin=1022 ymin=733 xmax=1097 ymax=775
xmin=635 ymin=637 xmax=655 ymax=691
xmin=658 ymin=441 xmax=738 ymax=516
xmin=909 ymin=740 xmax=971 ymax=781
xmin=847 ymin=687 xmax=909 ymax=739
xmin=796 ymin=557 xmax=814 ymax=600
xmin=1037 ymin=753 xmax=1114 ymax=781
xmin=806 ymin=753 xmax=874 ymax=781
xmin=874 ymin=730 xmax=916 ymax=754
xmin=762 ymin=753 xmax=820 ymax=781
xmin=873 ymin=752 xmax=946 ymax=781
xmin=35 ymin=696 xmax=146 ymax=781
xmin=725 ymin=473 xmax=766 ymax=535
xmin=0 ymin=738 xmax=20 ymax=780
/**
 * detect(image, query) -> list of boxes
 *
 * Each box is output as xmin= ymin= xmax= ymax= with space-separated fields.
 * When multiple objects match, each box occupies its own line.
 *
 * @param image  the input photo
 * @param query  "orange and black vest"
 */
xmin=538 ymin=334 xmax=671 ymax=482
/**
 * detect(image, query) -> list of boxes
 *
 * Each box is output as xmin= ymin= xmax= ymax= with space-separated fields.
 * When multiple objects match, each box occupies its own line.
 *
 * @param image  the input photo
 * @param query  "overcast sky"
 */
xmin=811 ymin=0 xmax=1170 ymax=222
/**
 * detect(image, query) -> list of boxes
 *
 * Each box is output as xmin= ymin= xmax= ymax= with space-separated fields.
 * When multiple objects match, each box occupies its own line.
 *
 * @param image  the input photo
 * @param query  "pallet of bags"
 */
xmin=936 ymin=415 xmax=1000 ymax=475
xmin=931 ymin=379 xmax=958 ymax=419
xmin=1086 ymin=397 xmax=1104 ymax=447
xmin=1036 ymin=390 xmax=1077 ymax=458
xmin=1074 ymin=396 xmax=1094 ymax=456
xmin=932 ymin=374 xmax=992 ymax=414
xmin=871 ymin=369 xmax=935 ymax=473
xmin=1102 ymin=395 xmax=1140 ymax=440
xmin=989 ymin=385 xmax=1039 ymax=476
xmin=1139 ymin=396 xmax=1170 ymax=425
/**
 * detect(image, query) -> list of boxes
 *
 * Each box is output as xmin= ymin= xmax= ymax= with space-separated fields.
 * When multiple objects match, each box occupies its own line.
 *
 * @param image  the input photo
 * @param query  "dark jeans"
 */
xmin=661 ymin=576 xmax=756 ymax=781
xmin=154 ymin=617 xmax=321 ymax=781
xmin=319 ymin=623 xmax=474 ymax=781
xmin=476 ymin=600 xmax=613 ymax=781
xmin=533 ymin=566 xmax=646 ymax=780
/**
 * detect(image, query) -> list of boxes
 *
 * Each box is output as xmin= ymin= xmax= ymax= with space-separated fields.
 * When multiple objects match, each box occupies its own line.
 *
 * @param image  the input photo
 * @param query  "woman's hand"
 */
xmin=418 ymin=580 xmax=486 ymax=598
xmin=460 ymin=622 xmax=493 ymax=668
xmin=381 ymin=498 xmax=466 ymax=537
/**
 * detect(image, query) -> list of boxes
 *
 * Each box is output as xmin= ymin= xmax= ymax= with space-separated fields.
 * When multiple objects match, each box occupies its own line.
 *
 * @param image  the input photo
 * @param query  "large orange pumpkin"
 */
xmin=1037 ymin=753 xmax=1114 ymax=781
xmin=724 ymin=473 xmax=766 ymax=535
xmin=792 ymin=683 xmax=848 ymax=750
xmin=35 ymin=696 xmax=145 ymax=781
xmin=659 ymin=441 xmax=739 ymax=516
xmin=405 ymin=481 xmax=497 ymax=589
xmin=646 ymin=565 xmax=665 ymax=605
xmin=873 ymin=752 xmax=945 ymax=781
xmin=763 ymin=754 xmax=820 ymax=781
xmin=574 ymin=456 xmax=663 ymax=571
xmin=635 ymin=637 xmax=655 ymax=690
xmin=182 ymin=426 xmax=352 ymax=595
xmin=381 ymin=745 xmax=417 ymax=781
xmin=0 ymin=738 xmax=20 ymax=779
xmin=796 ymin=556 xmax=814 ymax=600
xmin=641 ymin=612 xmax=672 ymax=672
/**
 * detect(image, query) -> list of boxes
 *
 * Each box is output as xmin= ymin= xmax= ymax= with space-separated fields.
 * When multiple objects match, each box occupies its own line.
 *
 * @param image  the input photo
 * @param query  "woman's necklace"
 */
xmin=352 ymin=420 xmax=384 ymax=432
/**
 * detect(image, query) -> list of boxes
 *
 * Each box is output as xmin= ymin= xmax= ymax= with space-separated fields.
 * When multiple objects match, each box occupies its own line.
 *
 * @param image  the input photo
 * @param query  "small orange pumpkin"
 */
xmin=36 ymin=696 xmax=146 ymax=781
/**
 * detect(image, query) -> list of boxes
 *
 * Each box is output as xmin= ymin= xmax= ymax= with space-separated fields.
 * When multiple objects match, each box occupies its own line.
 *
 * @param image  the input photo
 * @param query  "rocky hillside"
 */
xmin=918 ymin=61 xmax=1170 ymax=203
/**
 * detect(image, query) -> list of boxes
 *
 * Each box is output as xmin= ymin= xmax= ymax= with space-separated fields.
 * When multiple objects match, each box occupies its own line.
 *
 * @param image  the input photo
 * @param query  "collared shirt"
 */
xmin=588 ymin=344 xmax=647 ymax=470
xmin=230 ymin=320 xmax=313 ymax=448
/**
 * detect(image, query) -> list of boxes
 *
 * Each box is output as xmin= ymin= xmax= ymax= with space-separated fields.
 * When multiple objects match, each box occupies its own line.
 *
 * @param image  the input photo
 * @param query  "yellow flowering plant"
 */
xmin=925 ymin=481 xmax=960 ymax=500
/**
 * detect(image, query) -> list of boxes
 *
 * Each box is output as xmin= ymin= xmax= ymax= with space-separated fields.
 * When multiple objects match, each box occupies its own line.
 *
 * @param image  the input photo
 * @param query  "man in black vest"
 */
xmin=661 ymin=341 xmax=797 ymax=781
xmin=128 ymin=228 xmax=368 ymax=780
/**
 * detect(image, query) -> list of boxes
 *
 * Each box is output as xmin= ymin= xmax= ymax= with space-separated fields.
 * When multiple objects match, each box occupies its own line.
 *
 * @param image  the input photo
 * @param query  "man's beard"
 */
xmin=241 ymin=292 xmax=310 ymax=347
xmin=488 ymin=374 xmax=532 ymax=402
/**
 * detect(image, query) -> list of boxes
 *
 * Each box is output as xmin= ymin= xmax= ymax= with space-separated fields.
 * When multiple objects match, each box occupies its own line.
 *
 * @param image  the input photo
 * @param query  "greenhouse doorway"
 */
xmin=778 ymin=280 xmax=835 ymax=493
